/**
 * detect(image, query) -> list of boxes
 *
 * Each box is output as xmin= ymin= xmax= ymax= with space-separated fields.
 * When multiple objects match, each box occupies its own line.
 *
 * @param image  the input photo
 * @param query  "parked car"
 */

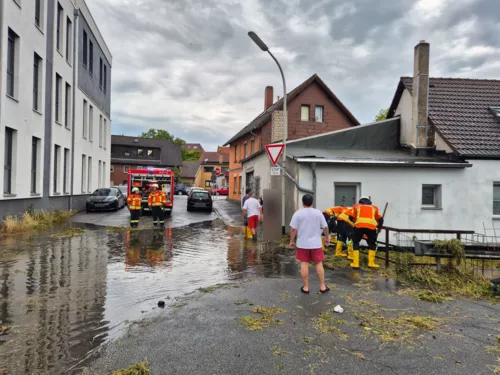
xmin=175 ymin=183 xmax=188 ymax=195
xmin=188 ymin=187 xmax=206 ymax=197
xmin=86 ymin=188 xmax=126 ymax=212
xmin=114 ymin=185 xmax=128 ymax=199
xmin=211 ymin=186 xmax=228 ymax=196
xmin=187 ymin=190 xmax=213 ymax=212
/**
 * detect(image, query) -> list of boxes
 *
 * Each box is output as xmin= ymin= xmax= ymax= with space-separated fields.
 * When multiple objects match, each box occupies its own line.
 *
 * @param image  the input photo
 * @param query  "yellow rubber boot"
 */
xmin=347 ymin=241 xmax=353 ymax=260
xmin=335 ymin=241 xmax=346 ymax=257
xmin=322 ymin=237 xmax=326 ymax=251
xmin=247 ymin=228 xmax=253 ymax=239
xmin=330 ymin=234 xmax=337 ymax=244
xmin=350 ymin=250 xmax=360 ymax=269
xmin=367 ymin=250 xmax=380 ymax=269
xmin=243 ymin=227 xmax=247 ymax=237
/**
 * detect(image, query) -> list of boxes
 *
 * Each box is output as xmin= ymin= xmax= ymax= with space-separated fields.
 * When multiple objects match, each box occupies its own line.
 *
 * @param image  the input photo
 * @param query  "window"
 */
xmin=35 ymin=0 xmax=42 ymax=27
xmin=138 ymin=148 xmax=143 ymax=157
xmin=7 ymin=28 xmax=18 ymax=98
xmin=82 ymin=155 xmax=87 ymax=192
xmin=55 ymin=74 xmax=62 ymax=123
xmin=89 ymin=105 xmax=93 ymax=141
xmin=301 ymin=105 xmax=310 ymax=121
xmin=66 ymin=17 xmax=72 ymax=63
xmin=103 ymin=162 xmax=106 ymax=187
xmin=54 ymin=145 xmax=61 ymax=193
xmin=88 ymin=157 xmax=92 ymax=192
xmin=63 ymin=148 xmax=69 ymax=193
xmin=233 ymin=175 xmax=237 ymax=193
xmin=99 ymin=58 xmax=103 ymax=88
xmin=89 ymin=41 xmax=94 ymax=74
xmin=4 ymin=128 xmax=15 ymax=194
xmin=64 ymin=83 xmax=71 ymax=128
xmin=234 ymin=145 xmax=238 ymax=162
xmin=110 ymin=165 xmax=114 ymax=173
xmin=204 ymin=166 xmax=214 ymax=173
xmin=238 ymin=176 xmax=242 ymax=194
xmin=33 ymin=53 xmax=42 ymax=112
xmin=250 ymin=139 xmax=254 ymax=154
xmin=315 ymin=106 xmax=324 ymax=122
xmin=205 ymin=180 xmax=211 ymax=187
xmin=31 ymin=137 xmax=40 ymax=194
xmin=83 ymin=30 xmax=88 ymax=67
xmin=124 ymin=150 xmax=130 ymax=157
xmin=422 ymin=184 xmax=442 ymax=209
xmin=99 ymin=115 xmax=102 ymax=148
xmin=493 ymin=184 xmax=500 ymax=215
xmin=103 ymin=119 xmax=107 ymax=149
xmin=244 ymin=142 xmax=248 ymax=158
xmin=147 ymin=149 xmax=153 ymax=157
xmin=56 ymin=3 xmax=63 ymax=53
xmin=98 ymin=161 xmax=102 ymax=187
xmin=103 ymin=65 xmax=107 ymax=93
xmin=124 ymin=165 xmax=129 ymax=173
xmin=83 ymin=100 xmax=88 ymax=138
xmin=334 ymin=183 xmax=359 ymax=206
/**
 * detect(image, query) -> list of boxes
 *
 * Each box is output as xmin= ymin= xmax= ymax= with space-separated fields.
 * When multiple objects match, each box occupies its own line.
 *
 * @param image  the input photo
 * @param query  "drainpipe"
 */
xmin=311 ymin=162 xmax=317 ymax=208
xmin=275 ymin=160 xmax=314 ymax=194
xmin=69 ymin=8 xmax=79 ymax=211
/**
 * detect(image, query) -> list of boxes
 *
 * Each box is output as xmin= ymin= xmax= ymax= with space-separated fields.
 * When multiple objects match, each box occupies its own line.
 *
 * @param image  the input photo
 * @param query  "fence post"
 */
xmin=385 ymin=228 xmax=390 ymax=268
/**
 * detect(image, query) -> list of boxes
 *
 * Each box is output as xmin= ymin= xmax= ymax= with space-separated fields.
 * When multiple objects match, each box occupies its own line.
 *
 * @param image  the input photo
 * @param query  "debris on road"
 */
xmin=157 ymin=301 xmax=165 ymax=308
xmin=334 ymin=305 xmax=344 ymax=314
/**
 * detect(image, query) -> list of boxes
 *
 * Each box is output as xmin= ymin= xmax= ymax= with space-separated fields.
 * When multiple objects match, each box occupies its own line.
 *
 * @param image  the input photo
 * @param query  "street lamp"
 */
xmin=248 ymin=31 xmax=287 ymax=234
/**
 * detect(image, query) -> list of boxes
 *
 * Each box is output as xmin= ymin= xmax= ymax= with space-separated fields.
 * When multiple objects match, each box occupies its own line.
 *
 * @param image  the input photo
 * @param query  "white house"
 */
xmin=241 ymin=40 xmax=500 ymax=235
xmin=0 ymin=0 xmax=111 ymax=216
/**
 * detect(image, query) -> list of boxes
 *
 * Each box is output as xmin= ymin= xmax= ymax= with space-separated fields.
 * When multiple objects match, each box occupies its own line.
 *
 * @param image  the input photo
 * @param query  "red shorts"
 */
xmin=247 ymin=215 xmax=259 ymax=229
xmin=296 ymin=248 xmax=324 ymax=263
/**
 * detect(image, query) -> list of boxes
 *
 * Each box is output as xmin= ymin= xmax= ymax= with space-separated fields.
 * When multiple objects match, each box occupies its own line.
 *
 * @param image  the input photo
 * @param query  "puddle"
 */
xmin=0 ymin=220 xmax=296 ymax=374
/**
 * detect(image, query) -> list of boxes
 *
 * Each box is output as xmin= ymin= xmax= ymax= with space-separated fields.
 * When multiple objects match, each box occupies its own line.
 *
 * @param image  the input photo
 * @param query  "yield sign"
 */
xmin=265 ymin=143 xmax=285 ymax=166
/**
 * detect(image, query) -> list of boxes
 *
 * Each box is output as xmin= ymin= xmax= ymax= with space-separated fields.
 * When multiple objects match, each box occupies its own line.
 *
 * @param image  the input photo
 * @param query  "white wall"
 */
xmin=395 ymin=88 xmax=413 ymax=148
xmin=0 ymin=1 xmax=47 ymax=200
xmin=299 ymin=160 xmax=500 ymax=235
xmin=241 ymin=153 xmax=272 ymax=198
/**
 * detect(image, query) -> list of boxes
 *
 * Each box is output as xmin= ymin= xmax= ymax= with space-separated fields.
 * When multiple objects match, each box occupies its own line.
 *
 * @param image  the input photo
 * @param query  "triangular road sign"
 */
xmin=265 ymin=144 xmax=285 ymax=166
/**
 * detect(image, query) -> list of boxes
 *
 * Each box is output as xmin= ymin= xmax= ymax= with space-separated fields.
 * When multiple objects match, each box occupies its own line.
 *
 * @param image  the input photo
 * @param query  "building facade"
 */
xmin=0 ymin=0 xmax=112 ymax=216
xmin=110 ymin=135 xmax=183 ymax=186
xmin=225 ymin=75 xmax=359 ymax=202
xmin=193 ymin=148 xmax=229 ymax=191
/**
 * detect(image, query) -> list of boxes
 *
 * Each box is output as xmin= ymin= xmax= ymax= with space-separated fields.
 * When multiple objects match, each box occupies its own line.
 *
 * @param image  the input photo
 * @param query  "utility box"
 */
xmin=263 ymin=189 xmax=282 ymax=242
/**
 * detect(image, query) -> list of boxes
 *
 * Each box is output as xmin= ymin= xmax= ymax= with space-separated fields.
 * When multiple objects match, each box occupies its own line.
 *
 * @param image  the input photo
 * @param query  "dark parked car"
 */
xmin=187 ymin=190 xmax=212 ymax=212
xmin=86 ymin=188 xmax=126 ymax=212
xmin=175 ymin=183 xmax=188 ymax=195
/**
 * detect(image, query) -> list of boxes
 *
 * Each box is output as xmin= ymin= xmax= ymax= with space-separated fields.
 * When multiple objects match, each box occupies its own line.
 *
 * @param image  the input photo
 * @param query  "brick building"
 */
xmin=110 ymin=135 xmax=182 ymax=186
xmin=224 ymin=74 xmax=359 ymax=201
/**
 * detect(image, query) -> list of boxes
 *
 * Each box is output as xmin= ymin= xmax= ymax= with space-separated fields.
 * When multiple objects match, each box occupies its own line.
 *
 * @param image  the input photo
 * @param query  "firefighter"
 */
xmin=127 ymin=187 xmax=142 ymax=228
xmin=335 ymin=207 xmax=355 ymax=259
xmin=322 ymin=206 xmax=342 ymax=251
xmin=148 ymin=183 xmax=167 ymax=228
xmin=347 ymin=196 xmax=384 ymax=269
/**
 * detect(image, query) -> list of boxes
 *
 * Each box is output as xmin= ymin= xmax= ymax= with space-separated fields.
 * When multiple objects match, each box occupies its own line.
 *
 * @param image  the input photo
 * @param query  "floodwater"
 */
xmin=0 ymin=220 xmax=298 ymax=375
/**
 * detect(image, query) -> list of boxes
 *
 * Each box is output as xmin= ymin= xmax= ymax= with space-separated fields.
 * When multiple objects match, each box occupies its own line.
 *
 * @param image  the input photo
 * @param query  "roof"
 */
xmin=287 ymin=146 xmax=471 ymax=168
xmin=111 ymin=135 xmax=183 ymax=166
xmin=184 ymin=143 xmax=204 ymax=152
xmin=200 ymin=151 xmax=229 ymax=164
xmin=388 ymin=77 xmax=500 ymax=157
xmin=180 ymin=161 xmax=201 ymax=178
xmin=224 ymin=74 xmax=359 ymax=146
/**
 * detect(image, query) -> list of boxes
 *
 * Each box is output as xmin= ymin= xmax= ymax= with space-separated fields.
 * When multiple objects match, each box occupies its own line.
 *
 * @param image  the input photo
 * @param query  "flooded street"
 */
xmin=0 ymin=212 xmax=297 ymax=375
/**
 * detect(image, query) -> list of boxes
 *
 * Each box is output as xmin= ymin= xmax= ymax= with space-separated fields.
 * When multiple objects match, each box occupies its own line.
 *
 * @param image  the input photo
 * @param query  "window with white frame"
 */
xmin=35 ymin=0 xmax=44 ymax=28
xmin=83 ymin=100 xmax=88 ymax=138
xmin=33 ymin=53 xmax=43 ymax=112
xmin=334 ymin=183 xmax=359 ymax=206
xmin=301 ymin=105 xmax=310 ymax=121
xmin=315 ymin=106 xmax=324 ymax=122
xmin=83 ymin=30 xmax=88 ymax=67
xmin=64 ymin=82 xmax=71 ymax=128
xmin=66 ymin=17 xmax=72 ymax=63
xmin=82 ymin=154 xmax=87 ymax=192
xmin=88 ymin=157 xmax=92 ymax=192
xmin=7 ymin=28 xmax=19 ymax=98
xmin=494 ymin=183 xmax=500 ymax=215
xmin=422 ymin=184 xmax=442 ymax=209
xmin=89 ymin=105 xmax=94 ymax=141
xmin=124 ymin=165 xmax=129 ymax=173
xmin=56 ymin=3 xmax=63 ymax=53
xmin=55 ymin=74 xmax=62 ymax=123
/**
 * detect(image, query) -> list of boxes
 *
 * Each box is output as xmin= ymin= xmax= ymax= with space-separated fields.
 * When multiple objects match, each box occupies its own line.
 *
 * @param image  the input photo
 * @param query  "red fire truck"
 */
xmin=127 ymin=168 xmax=175 ymax=215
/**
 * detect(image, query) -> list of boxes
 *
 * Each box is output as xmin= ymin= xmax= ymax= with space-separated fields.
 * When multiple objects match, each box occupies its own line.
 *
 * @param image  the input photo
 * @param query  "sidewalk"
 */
xmin=213 ymin=198 xmax=243 ymax=227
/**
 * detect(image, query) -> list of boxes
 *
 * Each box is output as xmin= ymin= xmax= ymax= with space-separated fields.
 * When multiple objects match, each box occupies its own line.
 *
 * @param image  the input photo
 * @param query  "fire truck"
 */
xmin=127 ymin=168 xmax=175 ymax=215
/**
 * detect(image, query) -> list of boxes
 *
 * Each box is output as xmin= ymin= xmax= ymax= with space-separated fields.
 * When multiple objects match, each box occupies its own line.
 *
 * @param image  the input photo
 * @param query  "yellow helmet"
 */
xmin=151 ymin=183 xmax=159 ymax=188
xmin=132 ymin=187 xmax=139 ymax=193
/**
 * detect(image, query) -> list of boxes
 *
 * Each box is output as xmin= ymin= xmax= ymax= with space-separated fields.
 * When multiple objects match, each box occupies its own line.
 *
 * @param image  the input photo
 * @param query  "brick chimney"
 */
xmin=412 ymin=40 xmax=434 ymax=154
xmin=265 ymin=86 xmax=273 ymax=110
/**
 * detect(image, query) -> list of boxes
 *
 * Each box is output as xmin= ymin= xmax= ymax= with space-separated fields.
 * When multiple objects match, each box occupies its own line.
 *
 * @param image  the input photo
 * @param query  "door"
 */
xmin=246 ymin=172 xmax=254 ymax=193
xmin=334 ymin=184 xmax=358 ymax=206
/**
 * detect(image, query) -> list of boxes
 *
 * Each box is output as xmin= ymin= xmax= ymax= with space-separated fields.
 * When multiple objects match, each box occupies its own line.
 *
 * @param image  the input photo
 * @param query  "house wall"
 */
xmin=194 ymin=163 xmax=228 ymax=190
xmin=296 ymin=160 xmax=500 ymax=236
xmin=241 ymin=152 xmax=272 ymax=199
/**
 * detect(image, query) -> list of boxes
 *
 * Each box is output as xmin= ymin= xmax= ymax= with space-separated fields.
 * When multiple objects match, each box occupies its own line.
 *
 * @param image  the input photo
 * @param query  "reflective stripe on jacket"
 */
xmin=323 ymin=206 xmax=347 ymax=217
xmin=351 ymin=204 xmax=382 ymax=230
xmin=148 ymin=191 xmax=167 ymax=206
xmin=127 ymin=194 xmax=142 ymax=210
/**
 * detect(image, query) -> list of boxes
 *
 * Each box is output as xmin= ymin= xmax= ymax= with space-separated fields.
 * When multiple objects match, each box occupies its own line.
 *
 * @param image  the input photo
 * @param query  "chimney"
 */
xmin=412 ymin=40 xmax=434 ymax=154
xmin=265 ymin=86 xmax=273 ymax=110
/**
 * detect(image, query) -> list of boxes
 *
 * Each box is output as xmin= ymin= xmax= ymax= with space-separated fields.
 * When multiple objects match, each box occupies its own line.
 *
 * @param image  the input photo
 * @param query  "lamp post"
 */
xmin=248 ymin=31 xmax=287 ymax=234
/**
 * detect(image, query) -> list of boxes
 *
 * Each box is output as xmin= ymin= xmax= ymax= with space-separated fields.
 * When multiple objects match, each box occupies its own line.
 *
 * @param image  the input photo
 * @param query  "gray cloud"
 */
xmin=87 ymin=0 xmax=500 ymax=151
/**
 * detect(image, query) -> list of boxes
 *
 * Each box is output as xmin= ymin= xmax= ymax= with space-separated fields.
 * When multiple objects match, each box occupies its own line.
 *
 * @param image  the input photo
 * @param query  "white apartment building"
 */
xmin=0 ymin=0 xmax=112 ymax=216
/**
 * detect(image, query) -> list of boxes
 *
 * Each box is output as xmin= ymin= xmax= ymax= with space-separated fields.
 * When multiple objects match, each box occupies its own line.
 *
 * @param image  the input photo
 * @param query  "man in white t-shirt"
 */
xmin=242 ymin=191 xmax=262 ymax=240
xmin=289 ymin=194 xmax=330 ymax=294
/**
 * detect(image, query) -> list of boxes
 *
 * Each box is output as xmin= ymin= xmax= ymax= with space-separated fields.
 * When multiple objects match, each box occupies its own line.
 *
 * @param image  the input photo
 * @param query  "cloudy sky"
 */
xmin=87 ymin=0 xmax=500 ymax=151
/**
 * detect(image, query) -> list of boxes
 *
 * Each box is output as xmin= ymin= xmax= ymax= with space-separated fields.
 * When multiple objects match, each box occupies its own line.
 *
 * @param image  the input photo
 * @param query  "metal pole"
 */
xmin=267 ymin=50 xmax=287 ymax=233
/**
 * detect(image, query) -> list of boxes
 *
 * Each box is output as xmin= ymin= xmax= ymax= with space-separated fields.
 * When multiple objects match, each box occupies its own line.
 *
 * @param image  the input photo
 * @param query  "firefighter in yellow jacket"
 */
xmin=127 ymin=187 xmax=142 ymax=228
xmin=148 ymin=183 xmax=167 ymax=228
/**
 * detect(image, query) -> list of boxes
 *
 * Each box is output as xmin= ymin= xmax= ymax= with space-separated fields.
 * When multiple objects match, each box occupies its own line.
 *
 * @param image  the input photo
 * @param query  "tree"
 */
xmin=139 ymin=128 xmax=202 ymax=161
xmin=375 ymin=108 xmax=389 ymax=121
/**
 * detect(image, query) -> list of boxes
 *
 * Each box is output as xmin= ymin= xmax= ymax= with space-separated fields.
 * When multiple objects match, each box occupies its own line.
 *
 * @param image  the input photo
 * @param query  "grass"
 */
xmin=323 ymin=252 xmax=351 ymax=270
xmin=412 ymin=289 xmax=453 ymax=303
xmin=198 ymin=283 xmax=240 ymax=293
xmin=107 ymin=361 xmax=151 ymax=375
xmin=0 ymin=210 xmax=74 ymax=235
xmin=271 ymin=344 xmax=289 ymax=357
xmin=235 ymin=299 xmax=249 ymax=305
xmin=240 ymin=306 xmax=286 ymax=331
xmin=312 ymin=310 xmax=349 ymax=340
xmin=52 ymin=227 xmax=85 ymax=238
